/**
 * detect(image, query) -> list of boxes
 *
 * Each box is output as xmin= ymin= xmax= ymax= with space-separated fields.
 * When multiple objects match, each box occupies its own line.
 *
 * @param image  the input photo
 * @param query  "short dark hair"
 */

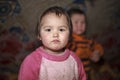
xmin=67 ymin=7 xmax=86 ymax=18
xmin=36 ymin=6 xmax=72 ymax=40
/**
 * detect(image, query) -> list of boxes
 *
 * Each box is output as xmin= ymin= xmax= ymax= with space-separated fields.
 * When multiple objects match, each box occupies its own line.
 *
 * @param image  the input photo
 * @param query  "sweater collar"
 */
xmin=36 ymin=47 xmax=70 ymax=61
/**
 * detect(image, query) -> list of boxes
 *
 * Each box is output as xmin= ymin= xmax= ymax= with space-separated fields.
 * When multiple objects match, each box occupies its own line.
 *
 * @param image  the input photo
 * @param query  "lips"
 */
xmin=52 ymin=39 xmax=60 ymax=43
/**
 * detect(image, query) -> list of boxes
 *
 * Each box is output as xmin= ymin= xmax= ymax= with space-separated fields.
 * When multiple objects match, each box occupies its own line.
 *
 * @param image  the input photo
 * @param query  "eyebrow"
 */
xmin=42 ymin=26 xmax=51 ymax=29
xmin=42 ymin=25 xmax=68 ymax=28
xmin=59 ymin=25 xmax=68 ymax=29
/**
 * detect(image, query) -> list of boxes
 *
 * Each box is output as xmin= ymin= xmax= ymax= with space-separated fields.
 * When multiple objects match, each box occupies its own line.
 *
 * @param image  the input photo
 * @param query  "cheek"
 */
xmin=82 ymin=24 xmax=86 ymax=30
xmin=41 ymin=36 xmax=50 ymax=46
xmin=73 ymin=25 xmax=77 ymax=31
xmin=61 ymin=33 xmax=69 ymax=43
xmin=42 ymin=36 xmax=48 ymax=40
xmin=40 ymin=33 xmax=50 ymax=42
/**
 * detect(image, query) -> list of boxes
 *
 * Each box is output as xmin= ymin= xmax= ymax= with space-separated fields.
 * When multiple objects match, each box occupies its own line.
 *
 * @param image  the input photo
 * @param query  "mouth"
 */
xmin=52 ymin=39 xmax=60 ymax=43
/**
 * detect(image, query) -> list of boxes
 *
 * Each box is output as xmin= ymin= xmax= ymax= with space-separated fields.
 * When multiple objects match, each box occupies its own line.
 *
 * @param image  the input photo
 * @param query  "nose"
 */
xmin=53 ymin=31 xmax=59 ymax=37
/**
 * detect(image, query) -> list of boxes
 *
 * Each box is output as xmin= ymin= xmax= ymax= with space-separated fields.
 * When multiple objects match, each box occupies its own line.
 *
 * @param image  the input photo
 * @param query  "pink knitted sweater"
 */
xmin=18 ymin=47 xmax=86 ymax=80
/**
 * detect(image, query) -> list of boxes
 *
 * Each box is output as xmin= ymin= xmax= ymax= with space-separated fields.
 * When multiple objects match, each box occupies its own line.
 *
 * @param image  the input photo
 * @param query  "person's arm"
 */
xmin=90 ymin=42 xmax=104 ymax=62
xmin=18 ymin=52 xmax=42 ymax=80
xmin=71 ymin=52 xmax=86 ymax=80
xmin=77 ymin=58 xmax=86 ymax=80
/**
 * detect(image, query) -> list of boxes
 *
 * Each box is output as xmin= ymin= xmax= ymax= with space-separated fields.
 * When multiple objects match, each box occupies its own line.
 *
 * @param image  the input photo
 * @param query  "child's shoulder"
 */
xmin=22 ymin=47 xmax=42 ymax=63
xmin=68 ymin=49 xmax=83 ymax=65
xmin=68 ymin=49 xmax=80 ymax=59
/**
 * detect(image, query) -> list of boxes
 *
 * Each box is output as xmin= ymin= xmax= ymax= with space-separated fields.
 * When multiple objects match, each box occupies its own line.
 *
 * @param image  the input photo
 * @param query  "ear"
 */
xmin=37 ymin=35 xmax=41 ymax=40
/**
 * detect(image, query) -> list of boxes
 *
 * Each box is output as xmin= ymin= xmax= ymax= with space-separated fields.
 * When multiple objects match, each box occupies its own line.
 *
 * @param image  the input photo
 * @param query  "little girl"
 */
xmin=18 ymin=6 xmax=86 ymax=80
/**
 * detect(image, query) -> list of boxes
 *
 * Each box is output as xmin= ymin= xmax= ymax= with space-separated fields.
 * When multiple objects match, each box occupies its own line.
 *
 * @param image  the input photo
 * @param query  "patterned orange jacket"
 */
xmin=67 ymin=33 xmax=104 ymax=73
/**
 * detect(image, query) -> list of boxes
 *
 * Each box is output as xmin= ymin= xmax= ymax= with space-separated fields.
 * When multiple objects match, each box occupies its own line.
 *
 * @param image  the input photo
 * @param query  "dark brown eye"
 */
xmin=45 ymin=29 xmax=51 ymax=32
xmin=59 ymin=29 xmax=65 ymax=32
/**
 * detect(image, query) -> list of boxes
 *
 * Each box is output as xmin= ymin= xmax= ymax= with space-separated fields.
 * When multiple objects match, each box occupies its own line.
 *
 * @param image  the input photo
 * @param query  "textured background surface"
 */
xmin=0 ymin=0 xmax=120 ymax=80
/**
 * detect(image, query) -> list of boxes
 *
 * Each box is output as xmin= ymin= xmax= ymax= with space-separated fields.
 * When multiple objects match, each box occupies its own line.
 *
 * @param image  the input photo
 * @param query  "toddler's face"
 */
xmin=71 ymin=14 xmax=86 ymax=35
xmin=39 ymin=13 xmax=69 ymax=54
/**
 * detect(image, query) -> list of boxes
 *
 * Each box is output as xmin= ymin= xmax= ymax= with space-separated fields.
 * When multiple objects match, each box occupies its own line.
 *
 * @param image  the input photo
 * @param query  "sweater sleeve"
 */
xmin=18 ymin=52 xmax=42 ymax=80
xmin=78 ymin=59 xmax=87 ymax=80
xmin=93 ymin=42 xmax=104 ymax=56
xmin=71 ymin=52 xmax=86 ymax=80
